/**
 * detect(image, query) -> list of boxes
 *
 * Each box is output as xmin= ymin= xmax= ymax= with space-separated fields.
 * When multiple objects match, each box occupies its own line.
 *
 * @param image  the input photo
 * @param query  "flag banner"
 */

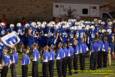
xmin=1 ymin=31 xmax=20 ymax=47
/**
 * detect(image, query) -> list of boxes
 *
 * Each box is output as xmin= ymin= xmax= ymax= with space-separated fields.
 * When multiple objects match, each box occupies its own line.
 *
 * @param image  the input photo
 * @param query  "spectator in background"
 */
xmin=21 ymin=17 xmax=27 ymax=26
xmin=0 ymin=15 xmax=8 ymax=27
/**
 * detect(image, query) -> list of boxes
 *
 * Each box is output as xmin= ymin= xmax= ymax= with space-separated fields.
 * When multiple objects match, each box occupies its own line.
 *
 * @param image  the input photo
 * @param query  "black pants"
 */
xmin=79 ymin=54 xmax=85 ymax=70
xmin=90 ymin=52 xmax=97 ymax=70
xmin=73 ymin=54 xmax=78 ymax=72
xmin=62 ymin=58 xmax=67 ymax=77
xmin=56 ymin=60 xmax=62 ymax=77
xmin=22 ymin=65 xmax=28 ymax=77
xmin=103 ymin=52 xmax=108 ymax=67
xmin=32 ymin=61 xmax=38 ymax=77
xmin=10 ymin=63 xmax=17 ymax=77
xmin=97 ymin=51 xmax=103 ymax=68
xmin=42 ymin=62 xmax=48 ymax=77
xmin=67 ymin=57 xmax=72 ymax=75
xmin=49 ymin=60 xmax=54 ymax=77
xmin=1 ymin=66 xmax=8 ymax=77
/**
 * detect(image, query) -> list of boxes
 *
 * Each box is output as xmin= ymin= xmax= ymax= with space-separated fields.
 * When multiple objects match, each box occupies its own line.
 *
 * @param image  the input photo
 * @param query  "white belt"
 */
xmin=75 ymin=53 xmax=78 ymax=55
xmin=56 ymin=56 xmax=61 ymax=60
xmin=68 ymin=53 xmax=71 ymax=57
xmin=43 ymin=59 xmax=48 ymax=62
xmin=50 ymin=57 xmax=53 ymax=60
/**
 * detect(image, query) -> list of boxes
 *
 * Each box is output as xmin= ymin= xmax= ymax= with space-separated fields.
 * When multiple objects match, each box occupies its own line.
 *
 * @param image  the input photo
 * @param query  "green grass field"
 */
xmin=7 ymin=56 xmax=115 ymax=77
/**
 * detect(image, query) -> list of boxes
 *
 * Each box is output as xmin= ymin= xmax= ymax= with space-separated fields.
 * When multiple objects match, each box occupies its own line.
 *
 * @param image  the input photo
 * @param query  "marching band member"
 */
xmin=97 ymin=37 xmax=104 ymax=68
xmin=102 ymin=37 xmax=110 ymax=68
xmin=32 ymin=43 xmax=40 ymax=77
xmin=66 ymin=39 xmax=74 ymax=75
xmin=49 ymin=45 xmax=55 ymax=77
xmin=1 ymin=47 xmax=11 ymax=77
xmin=62 ymin=43 xmax=68 ymax=77
xmin=16 ymin=23 xmax=25 ymax=44
xmin=79 ymin=37 xmax=89 ymax=70
xmin=22 ymin=46 xmax=30 ymax=77
xmin=9 ymin=24 xmax=15 ymax=32
xmin=56 ymin=42 xmax=63 ymax=77
xmin=42 ymin=45 xmax=50 ymax=77
xmin=90 ymin=38 xmax=98 ymax=70
xmin=61 ymin=44 xmax=67 ymax=77
xmin=27 ymin=28 xmax=35 ymax=48
xmin=73 ymin=38 xmax=79 ymax=73
xmin=10 ymin=46 xmax=18 ymax=77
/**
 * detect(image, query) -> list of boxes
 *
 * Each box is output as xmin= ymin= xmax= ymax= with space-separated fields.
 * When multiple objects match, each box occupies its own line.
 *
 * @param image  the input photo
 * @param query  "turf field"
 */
xmin=7 ymin=55 xmax=115 ymax=77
